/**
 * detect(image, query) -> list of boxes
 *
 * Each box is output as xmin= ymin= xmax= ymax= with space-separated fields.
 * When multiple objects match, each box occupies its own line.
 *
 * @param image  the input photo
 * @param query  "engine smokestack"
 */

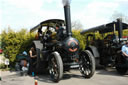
xmin=62 ymin=0 xmax=72 ymax=36
xmin=117 ymin=18 xmax=123 ymax=43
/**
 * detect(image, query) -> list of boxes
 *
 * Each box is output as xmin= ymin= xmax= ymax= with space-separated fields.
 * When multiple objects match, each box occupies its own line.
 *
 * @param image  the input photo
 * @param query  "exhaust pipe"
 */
xmin=117 ymin=18 xmax=123 ymax=43
xmin=62 ymin=0 xmax=72 ymax=36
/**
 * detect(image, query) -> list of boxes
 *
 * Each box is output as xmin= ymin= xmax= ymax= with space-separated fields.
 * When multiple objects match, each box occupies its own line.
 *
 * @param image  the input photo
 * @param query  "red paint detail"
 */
xmin=123 ymin=36 xmax=128 ymax=38
xmin=69 ymin=48 xmax=78 ymax=52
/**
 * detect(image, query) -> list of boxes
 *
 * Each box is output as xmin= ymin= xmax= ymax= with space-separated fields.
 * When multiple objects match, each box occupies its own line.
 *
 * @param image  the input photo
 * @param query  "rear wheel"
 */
xmin=48 ymin=52 xmax=63 ymax=82
xmin=79 ymin=50 xmax=95 ymax=78
xmin=115 ymin=55 xmax=128 ymax=75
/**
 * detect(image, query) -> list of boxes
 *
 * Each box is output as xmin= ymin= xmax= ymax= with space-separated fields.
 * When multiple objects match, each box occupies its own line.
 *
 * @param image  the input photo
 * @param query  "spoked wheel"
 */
xmin=48 ymin=52 xmax=63 ymax=82
xmin=115 ymin=55 xmax=128 ymax=75
xmin=79 ymin=50 xmax=95 ymax=78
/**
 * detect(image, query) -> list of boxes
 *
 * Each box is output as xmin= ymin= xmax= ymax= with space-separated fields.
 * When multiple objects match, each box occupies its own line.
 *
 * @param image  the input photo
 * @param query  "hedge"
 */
xmin=72 ymin=29 xmax=86 ymax=50
xmin=1 ymin=28 xmax=127 ymax=65
xmin=1 ymin=28 xmax=35 ymax=64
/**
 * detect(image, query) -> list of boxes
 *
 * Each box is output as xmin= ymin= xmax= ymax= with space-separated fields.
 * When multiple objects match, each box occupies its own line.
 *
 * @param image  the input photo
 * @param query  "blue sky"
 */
xmin=0 ymin=0 xmax=128 ymax=33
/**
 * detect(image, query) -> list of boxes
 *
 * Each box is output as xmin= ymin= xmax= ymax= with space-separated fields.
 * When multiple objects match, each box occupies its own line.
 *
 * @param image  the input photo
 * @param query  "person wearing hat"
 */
xmin=122 ymin=41 xmax=128 ymax=57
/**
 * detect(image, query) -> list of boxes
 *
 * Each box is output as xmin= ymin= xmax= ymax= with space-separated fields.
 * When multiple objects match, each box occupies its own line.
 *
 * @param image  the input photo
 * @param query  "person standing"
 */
xmin=28 ymin=47 xmax=37 ymax=76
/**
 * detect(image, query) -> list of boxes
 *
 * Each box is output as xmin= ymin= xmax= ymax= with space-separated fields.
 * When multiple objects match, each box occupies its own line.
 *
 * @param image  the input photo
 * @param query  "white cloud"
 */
xmin=0 ymin=10 xmax=2 ymax=33
xmin=1 ymin=0 xmax=128 ymax=32
xmin=72 ymin=1 xmax=119 ymax=29
xmin=4 ymin=0 xmax=44 ymax=12
xmin=46 ymin=0 xmax=54 ymax=3
xmin=1 ymin=0 xmax=63 ymax=30
xmin=3 ymin=0 xmax=63 ymax=18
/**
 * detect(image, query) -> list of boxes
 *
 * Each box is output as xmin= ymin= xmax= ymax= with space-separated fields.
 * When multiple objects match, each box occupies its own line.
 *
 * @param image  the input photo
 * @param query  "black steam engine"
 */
xmin=30 ymin=0 xmax=95 ymax=82
xmin=81 ymin=18 xmax=128 ymax=75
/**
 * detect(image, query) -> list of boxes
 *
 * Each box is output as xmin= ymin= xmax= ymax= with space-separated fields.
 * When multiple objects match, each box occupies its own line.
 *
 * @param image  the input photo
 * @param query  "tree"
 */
xmin=72 ymin=29 xmax=86 ymax=50
xmin=1 ymin=28 xmax=35 ymax=64
xmin=72 ymin=20 xmax=83 ymax=29
xmin=111 ymin=11 xmax=128 ymax=23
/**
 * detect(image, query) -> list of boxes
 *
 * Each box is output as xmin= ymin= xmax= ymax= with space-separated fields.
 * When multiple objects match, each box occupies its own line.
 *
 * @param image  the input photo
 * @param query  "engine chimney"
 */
xmin=63 ymin=0 xmax=72 ymax=36
xmin=117 ymin=18 xmax=123 ymax=43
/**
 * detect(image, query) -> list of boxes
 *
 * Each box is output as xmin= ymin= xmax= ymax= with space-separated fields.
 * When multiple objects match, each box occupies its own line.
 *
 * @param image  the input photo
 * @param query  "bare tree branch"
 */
xmin=71 ymin=20 xmax=83 ymax=29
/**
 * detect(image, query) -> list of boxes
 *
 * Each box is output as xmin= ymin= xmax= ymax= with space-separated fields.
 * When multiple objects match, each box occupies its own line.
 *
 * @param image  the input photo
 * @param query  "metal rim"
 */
xmin=79 ymin=52 xmax=92 ymax=76
xmin=49 ymin=55 xmax=59 ymax=80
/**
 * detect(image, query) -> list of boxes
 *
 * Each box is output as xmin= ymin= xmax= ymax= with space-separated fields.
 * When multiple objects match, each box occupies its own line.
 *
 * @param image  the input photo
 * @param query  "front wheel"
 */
xmin=48 ymin=52 xmax=63 ymax=82
xmin=79 ymin=50 xmax=95 ymax=78
xmin=115 ymin=55 xmax=128 ymax=75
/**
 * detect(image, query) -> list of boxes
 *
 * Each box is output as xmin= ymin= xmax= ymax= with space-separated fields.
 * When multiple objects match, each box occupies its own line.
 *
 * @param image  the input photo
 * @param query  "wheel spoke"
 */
xmin=48 ymin=52 xmax=63 ymax=82
xmin=49 ymin=55 xmax=60 ymax=81
xmin=79 ymin=50 xmax=95 ymax=78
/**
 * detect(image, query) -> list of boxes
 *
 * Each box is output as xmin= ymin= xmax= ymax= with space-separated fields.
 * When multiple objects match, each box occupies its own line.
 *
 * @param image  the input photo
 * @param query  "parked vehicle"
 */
xmin=81 ymin=18 xmax=128 ymax=75
xmin=15 ymin=53 xmax=29 ymax=76
xmin=29 ymin=0 xmax=95 ymax=82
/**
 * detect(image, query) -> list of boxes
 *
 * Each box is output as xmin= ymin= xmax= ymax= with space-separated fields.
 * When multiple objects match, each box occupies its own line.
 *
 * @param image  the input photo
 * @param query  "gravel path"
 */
xmin=0 ymin=68 xmax=128 ymax=85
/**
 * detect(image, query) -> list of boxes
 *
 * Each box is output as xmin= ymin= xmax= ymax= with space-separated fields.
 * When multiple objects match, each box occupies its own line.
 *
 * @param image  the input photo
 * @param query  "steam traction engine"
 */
xmin=30 ymin=0 xmax=95 ymax=82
